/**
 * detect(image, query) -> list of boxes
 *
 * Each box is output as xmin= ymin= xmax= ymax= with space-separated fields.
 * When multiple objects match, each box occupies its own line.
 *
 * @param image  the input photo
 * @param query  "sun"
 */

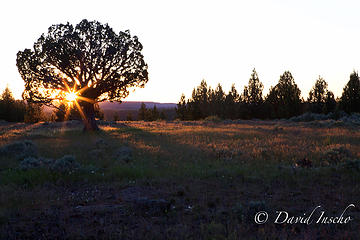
xmin=65 ymin=91 xmax=78 ymax=103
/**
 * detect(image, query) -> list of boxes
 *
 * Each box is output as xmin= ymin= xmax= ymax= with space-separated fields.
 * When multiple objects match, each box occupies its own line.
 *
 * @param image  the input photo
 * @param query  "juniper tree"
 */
xmin=340 ymin=71 xmax=360 ymax=113
xmin=17 ymin=19 xmax=148 ymax=130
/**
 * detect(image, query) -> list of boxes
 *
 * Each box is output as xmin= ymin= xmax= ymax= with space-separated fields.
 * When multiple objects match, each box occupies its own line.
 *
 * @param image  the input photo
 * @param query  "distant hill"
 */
xmin=99 ymin=101 xmax=176 ymax=111
xmin=42 ymin=101 xmax=177 ymax=121
xmin=99 ymin=101 xmax=177 ymax=121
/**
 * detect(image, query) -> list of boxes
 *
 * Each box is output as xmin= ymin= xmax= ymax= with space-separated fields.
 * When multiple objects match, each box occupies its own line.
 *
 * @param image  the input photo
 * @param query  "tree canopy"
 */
xmin=265 ymin=71 xmax=302 ymax=118
xmin=340 ymin=71 xmax=360 ymax=113
xmin=241 ymin=68 xmax=263 ymax=105
xmin=0 ymin=87 xmax=26 ymax=122
xmin=16 ymin=19 xmax=148 ymax=130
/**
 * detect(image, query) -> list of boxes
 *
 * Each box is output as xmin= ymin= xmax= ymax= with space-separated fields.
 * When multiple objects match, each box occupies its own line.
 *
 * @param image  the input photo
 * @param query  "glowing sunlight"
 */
xmin=65 ymin=91 xmax=78 ymax=103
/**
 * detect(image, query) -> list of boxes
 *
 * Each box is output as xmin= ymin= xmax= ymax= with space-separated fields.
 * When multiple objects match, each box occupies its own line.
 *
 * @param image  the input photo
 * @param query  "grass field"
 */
xmin=0 ymin=119 xmax=359 ymax=239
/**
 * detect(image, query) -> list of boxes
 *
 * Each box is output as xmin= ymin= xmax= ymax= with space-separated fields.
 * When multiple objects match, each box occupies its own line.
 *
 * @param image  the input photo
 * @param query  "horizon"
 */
xmin=2 ymin=0 xmax=360 ymax=102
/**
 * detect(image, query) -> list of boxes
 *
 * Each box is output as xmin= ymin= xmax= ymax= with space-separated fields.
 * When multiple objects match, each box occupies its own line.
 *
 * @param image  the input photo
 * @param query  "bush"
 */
xmin=19 ymin=157 xmax=44 ymax=170
xmin=322 ymin=146 xmax=353 ymax=165
xmin=289 ymin=112 xmax=329 ymax=122
xmin=0 ymin=140 xmax=37 ymax=160
xmin=342 ymin=159 xmax=360 ymax=171
xmin=51 ymin=155 xmax=80 ymax=173
xmin=204 ymin=115 xmax=222 ymax=123
xmin=114 ymin=146 xmax=133 ymax=163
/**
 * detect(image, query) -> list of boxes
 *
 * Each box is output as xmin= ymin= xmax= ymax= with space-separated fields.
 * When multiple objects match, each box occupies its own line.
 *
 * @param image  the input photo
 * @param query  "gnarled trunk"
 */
xmin=82 ymin=102 xmax=99 ymax=131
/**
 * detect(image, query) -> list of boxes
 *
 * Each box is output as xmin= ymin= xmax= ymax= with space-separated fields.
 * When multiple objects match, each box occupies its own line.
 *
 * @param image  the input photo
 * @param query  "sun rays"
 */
xmin=61 ymin=79 xmax=94 ymax=123
xmin=65 ymin=91 xmax=78 ymax=103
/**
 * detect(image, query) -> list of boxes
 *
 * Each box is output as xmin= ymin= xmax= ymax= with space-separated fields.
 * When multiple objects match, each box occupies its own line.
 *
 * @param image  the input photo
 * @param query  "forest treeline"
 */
xmin=1 ymin=69 xmax=360 ymax=122
xmin=176 ymin=69 xmax=360 ymax=120
xmin=0 ymin=87 xmax=104 ymax=123
xmin=0 ymin=87 xmax=43 ymax=123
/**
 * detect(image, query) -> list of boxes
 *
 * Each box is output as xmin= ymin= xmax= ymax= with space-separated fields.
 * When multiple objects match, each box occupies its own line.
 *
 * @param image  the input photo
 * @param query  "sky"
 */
xmin=1 ymin=0 xmax=360 ymax=103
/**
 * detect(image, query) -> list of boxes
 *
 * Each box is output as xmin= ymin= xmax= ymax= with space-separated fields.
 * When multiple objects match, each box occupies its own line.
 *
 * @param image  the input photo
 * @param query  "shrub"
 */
xmin=19 ymin=157 xmax=43 ymax=170
xmin=289 ymin=112 xmax=328 ymax=122
xmin=342 ymin=159 xmax=360 ymax=171
xmin=51 ymin=155 xmax=80 ymax=173
xmin=322 ymin=146 xmax=353 ymax=165
xmin=19 ymin=157 xmax=53 ymax=170
xmin=0 ymin=140 xmax=37 ymax=160
xmin=204 ymin=115 xmax=222 ymax=123
xmin=114 ymin=146 xmax=133 ymax=163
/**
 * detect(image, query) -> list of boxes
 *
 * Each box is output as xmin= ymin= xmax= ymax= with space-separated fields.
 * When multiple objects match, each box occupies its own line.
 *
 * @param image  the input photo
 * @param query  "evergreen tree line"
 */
xmin=176 ymin=69 xmax=359 ymax=120
xmin=138 ymin=103 xmax=167 ymax=121
xmin=0 ymin=86 xmax=43 ymax=123
xmin=0 ymin=86 xmax=104 ymax=123
xmin=55 ymin=102 xmax=104 ymax=122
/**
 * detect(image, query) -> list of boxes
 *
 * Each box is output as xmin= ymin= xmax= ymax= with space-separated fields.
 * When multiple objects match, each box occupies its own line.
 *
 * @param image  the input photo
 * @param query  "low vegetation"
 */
xmin=0 ymin=119 xmax=359 ymax=239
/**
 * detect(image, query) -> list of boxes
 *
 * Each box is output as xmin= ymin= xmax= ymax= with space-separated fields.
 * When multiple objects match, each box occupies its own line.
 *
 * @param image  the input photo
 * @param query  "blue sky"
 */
xmin=1 ymin=0 xmax=360 ymax=102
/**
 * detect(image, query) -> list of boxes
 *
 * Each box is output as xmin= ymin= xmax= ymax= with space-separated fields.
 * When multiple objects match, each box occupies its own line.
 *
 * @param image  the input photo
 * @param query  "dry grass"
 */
xmin=0 ymin=120 xmax=359 ymax=239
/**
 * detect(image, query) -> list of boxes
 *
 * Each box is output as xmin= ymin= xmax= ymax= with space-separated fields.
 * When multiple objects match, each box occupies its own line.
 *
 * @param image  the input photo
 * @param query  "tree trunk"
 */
xmin=82 ymin=102 xmax=99 ymax=131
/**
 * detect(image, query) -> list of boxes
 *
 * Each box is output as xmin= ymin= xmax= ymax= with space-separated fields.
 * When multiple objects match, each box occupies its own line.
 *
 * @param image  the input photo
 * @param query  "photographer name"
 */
xmin=275 ymin=204 xmax=354 ymax=225
xmin=254 ymin=204 xmax=355 ymax=225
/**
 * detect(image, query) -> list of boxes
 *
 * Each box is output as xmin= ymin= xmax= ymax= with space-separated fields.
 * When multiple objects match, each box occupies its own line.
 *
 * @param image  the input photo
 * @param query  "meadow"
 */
xmin=0 ymin=119 xmax=359 ymax=239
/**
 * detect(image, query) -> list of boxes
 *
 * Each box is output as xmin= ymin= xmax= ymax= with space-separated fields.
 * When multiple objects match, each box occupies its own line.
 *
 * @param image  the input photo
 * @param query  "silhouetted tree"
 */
xmin=323 ymin=91 xmax=337 ymax=114
xmin=55 ymin=103 xmax=78 ymax=121
xmin=138 ymin=102 xmax=147 ymax=120
xmin=265 ymin=71 xmax=302 ymax=118
xmin=209 ymin=83 xmax=225 ymax=117
xmin=308 ymin=76 xmax=329 ymax=113
xmin=17 ymin=19 xmax=148 ymax=131
xmin=224 ymin=84 xmax=239 ymax=119
xmin=24 ymin=103 xmax=43 ymax=123
xmin=187 ymin=79 xmax=210 ymax=119
xmin=126 ymin=113 xmax=133 ymax=121
xmin=113 ymin=114 xmax=120 ymax=121
xmin=137 ymin=103 xmax=162 ymax=121
xmin=159 ymin=110 xmax=167 ymax=120
xmin=55 ymin=102 xmax=103 ymax=121
xmin=241 ymin=69 xmax=264 ymax=118
xmin=0 ymin=86 xmax=26 ymax=122
xmin=340 ymin=71 xmax=360 ymax=113
xmin=151 ymin=105 xmax=160 ymax=120
xmin=176 ymin=94 xmax=187 ymax=120
xmin=242 ymin=68 xmax=263 ymax=105
xmin=0 ymin=86 xmax=15 ymax=120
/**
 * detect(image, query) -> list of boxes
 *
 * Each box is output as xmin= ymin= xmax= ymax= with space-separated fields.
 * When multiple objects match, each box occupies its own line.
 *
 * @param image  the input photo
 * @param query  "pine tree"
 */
xmin=323 ymin=91 xmax=337 ymax=114
xmin=176 ymin=94 xmax=187 ymax=120
xmin=242 ymin=68 xmax=263 ymax=105
xmin=340 ymin=71 xmax=360 ymax=113
xmin=0 ymin=86 xmax=26 ymax=122
xmin=160 ymin=111 xmax=167 ymax=120
xmin=241 ymin=69 xmax=264 ymax=119
xmin=265 ymin=71 xmax=302 ymax=118
xmin=212 ymin=83 xmax=225 ymax=118
xmin=126 ymin=113 xmax=133 ymax=121
xmin=224 ymin=84 xmax=239 ymax=119
xmin=138 ymin=102 xmax=147 ymax=120
xmin=308 ymin=76 xmax=329 ymax=113
xmin=24 ymin=103 xmax=43 ymax=123
xmin=152 ymin=105 xmax=160 ymax=120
